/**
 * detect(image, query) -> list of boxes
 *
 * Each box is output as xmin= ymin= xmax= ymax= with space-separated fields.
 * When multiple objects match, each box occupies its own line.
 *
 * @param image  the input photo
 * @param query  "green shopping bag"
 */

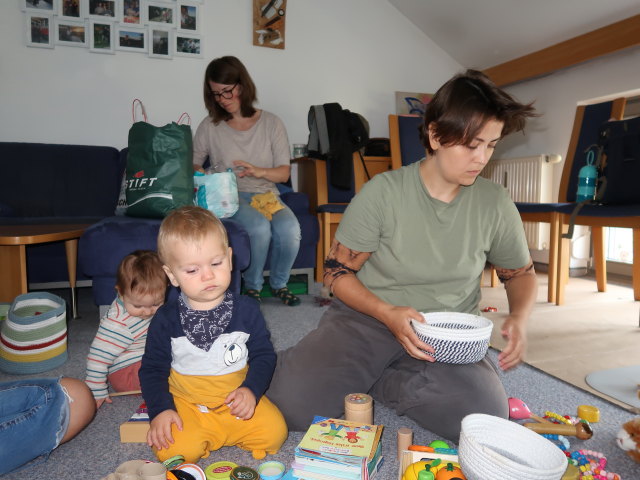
xmin=125 ymin=99 xmax=194 ymax=218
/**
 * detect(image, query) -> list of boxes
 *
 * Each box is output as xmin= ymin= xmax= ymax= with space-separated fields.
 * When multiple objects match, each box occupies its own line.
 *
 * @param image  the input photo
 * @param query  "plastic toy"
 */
xmin=577 ymin=404 xmax=600 ymax=423
xmin=435 ymin=463 xmax=466 ymax=480
xmin=507 ymin=397 xmax=551 ymax=424
xmin=616 ymin=416 xmax=640 ymax=463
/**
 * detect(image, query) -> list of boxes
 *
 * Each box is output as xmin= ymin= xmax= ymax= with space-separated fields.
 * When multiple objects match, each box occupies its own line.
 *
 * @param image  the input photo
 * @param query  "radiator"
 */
xmin=481 ymin=154 xmax=561 ymax=250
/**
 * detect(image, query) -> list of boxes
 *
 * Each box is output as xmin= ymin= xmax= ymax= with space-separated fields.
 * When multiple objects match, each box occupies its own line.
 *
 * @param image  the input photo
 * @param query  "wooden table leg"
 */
xmin=64 ymin=238 xmax=80 ymax=319
xmin=0 ymin=244 xmax=28 ymax=303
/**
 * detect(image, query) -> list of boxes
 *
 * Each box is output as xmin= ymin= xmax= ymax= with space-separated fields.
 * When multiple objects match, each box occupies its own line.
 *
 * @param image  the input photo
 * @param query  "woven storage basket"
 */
xmin=0 ymin=292 xmax=68 ymax=374
xmin=411 ymin=312 xmax=492 ymax=364
xmin=459 ymin=414 xmax=568 ymax=480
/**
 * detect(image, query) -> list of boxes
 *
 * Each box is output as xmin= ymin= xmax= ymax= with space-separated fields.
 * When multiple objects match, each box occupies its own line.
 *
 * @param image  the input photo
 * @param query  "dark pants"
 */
xmin=267 ymin=299 xmax=508 ymax=442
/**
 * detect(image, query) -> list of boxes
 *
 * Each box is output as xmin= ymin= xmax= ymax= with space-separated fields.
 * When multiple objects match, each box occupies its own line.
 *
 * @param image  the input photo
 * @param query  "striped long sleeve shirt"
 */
xmin=85 ymin=297 xmax=151 ymax=400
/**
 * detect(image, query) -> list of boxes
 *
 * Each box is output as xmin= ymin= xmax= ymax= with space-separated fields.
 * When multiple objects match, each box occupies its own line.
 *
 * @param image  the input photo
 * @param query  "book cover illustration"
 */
xmin=297 ymin=416 xmax=378 ymax=457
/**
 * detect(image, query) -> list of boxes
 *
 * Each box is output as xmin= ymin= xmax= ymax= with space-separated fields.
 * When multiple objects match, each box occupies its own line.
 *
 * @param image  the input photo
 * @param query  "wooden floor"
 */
xmin=482 ymin=270 xmax=639 ymax=409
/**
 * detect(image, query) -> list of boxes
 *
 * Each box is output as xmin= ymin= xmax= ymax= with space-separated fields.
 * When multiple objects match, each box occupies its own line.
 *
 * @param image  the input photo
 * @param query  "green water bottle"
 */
xmin=576 ymin=149 xmax=597 ymax=202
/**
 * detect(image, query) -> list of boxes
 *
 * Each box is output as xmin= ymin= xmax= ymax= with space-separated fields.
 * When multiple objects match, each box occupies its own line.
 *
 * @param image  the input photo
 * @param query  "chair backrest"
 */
xmin=389 ymin=114 xmax=425 ymax=169
xmin=558 ymin=98 xmax=627 ymax=203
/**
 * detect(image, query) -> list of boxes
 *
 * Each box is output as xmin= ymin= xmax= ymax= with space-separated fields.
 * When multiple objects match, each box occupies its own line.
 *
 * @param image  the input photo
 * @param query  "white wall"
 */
xmin=0 ymin=0 xmax=461 ymax=151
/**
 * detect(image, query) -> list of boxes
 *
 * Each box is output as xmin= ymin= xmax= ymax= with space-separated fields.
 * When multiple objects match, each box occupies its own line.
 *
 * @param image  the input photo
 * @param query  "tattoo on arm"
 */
xmin=323 ymin=240 xmax=371 ymax=290
xmin=494 ymin=261 xmax=535 ymax=284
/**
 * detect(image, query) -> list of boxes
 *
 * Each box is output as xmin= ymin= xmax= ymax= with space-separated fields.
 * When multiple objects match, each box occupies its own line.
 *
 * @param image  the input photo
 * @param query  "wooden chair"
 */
xmin=555 ymin=97 xmax=640 ymax=304
xmin=298 ymin=152 xmax=391 ymax=283
xmin=388 ymin=114 xmax=564 ymax=302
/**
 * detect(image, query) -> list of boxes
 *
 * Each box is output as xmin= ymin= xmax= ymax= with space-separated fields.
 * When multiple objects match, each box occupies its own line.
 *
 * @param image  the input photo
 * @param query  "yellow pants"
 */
xmin=153 ymin=370 xmax=287 ymax=463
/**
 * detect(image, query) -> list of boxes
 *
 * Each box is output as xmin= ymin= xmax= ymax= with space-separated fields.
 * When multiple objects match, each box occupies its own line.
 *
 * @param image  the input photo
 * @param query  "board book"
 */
xmin=119 ymin=402 xmax=149 ymax=443
xmin=294 ymin=416 xmax=383 ymax=480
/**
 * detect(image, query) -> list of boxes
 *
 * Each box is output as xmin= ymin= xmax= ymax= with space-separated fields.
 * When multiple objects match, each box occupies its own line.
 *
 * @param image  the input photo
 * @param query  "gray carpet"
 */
xmin=1 ymin=285 xmax=639 ymax=479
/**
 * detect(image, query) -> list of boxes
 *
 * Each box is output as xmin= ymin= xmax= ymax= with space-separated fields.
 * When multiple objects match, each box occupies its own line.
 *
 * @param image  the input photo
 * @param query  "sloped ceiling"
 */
xmin=388 ymin=0 xmax=640 ymax=70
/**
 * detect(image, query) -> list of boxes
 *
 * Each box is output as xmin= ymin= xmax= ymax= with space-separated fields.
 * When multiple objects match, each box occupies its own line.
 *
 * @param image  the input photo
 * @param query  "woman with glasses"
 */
xmin=193 ymin=56 xmax=301 ymax=306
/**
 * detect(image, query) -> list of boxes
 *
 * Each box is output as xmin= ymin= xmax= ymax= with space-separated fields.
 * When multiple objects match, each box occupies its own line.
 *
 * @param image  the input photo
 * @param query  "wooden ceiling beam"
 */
xmin=483 ymin=14 xmax=640 ymax=87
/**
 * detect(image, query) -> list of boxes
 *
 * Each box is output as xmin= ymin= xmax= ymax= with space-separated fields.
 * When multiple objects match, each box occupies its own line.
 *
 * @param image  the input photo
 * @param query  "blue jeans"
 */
xmin=232 ymin=192 xmax=301 ymax=291
xmin=0 ymin=377 xmax=70 ymax=475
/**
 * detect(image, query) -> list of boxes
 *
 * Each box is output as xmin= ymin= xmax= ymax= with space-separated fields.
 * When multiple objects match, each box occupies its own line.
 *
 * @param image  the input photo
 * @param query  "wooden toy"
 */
xmin=397 ymin=427 xmax=413 ymax=460
xmin=524 ymin=420 xmax=593 ymax=440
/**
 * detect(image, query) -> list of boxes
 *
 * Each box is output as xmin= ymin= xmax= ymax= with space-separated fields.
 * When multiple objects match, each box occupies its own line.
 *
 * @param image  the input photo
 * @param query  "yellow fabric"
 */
xmin=249 ymin=192 xmax=284 ymax=220
xmin=155 ymin=368 xmax=287 ymax=464
xmin=0 ymin=342 xmax=67 ymax=363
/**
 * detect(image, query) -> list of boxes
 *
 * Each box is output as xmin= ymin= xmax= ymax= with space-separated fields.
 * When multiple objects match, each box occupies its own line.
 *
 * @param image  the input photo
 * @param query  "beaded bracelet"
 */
xmin=541 ymin=433 xmax=570 ymax=453
xmin=544 ymin=411 xmax=573 ymax=425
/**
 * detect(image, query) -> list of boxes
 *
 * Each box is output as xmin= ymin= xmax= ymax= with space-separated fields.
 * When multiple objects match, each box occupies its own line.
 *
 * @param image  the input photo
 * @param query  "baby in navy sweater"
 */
xmin=139 ymin=206 xmax=287 ymax=463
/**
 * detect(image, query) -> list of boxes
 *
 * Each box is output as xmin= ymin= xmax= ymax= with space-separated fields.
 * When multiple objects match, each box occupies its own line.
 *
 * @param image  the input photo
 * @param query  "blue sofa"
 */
xmin=1 ymin=142 xmax=318 ymax=309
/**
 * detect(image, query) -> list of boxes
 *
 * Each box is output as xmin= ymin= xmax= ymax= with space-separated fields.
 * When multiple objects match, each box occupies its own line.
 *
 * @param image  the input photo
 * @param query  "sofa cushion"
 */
xmin=0 ymin=142 xmax=124 ymax=218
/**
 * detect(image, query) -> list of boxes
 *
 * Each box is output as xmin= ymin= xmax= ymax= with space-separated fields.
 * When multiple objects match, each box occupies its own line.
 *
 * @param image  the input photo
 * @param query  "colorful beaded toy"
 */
xmin=538 ymin=414 xmax=621 ymax=479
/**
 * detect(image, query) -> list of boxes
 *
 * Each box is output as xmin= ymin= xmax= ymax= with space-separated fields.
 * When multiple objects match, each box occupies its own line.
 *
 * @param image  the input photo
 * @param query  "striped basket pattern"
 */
xmin=411 ymin=312 xmax=493 ymax=364
xmin=0 ymin=292 xmax=68 ymax=374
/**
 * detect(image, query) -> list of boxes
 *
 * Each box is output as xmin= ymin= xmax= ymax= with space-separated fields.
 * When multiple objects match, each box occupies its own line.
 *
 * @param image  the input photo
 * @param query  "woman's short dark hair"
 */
xmin=203 ymin=56 xmax=257 ymax=123
xmin=419 ymin=69 xmax=537 ymax=154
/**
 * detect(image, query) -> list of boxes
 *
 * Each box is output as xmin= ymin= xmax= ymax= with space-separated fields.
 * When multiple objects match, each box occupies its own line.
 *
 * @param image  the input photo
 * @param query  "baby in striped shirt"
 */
xmin=85 ymin=250 xmax=168 ymax=408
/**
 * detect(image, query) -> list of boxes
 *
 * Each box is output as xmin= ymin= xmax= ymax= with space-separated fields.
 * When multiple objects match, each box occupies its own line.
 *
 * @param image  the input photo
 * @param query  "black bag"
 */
xmin=307 ymin=103 xmax=369 ymax=190
xmin=562 ymin=115 xmax=640 ymax=238
xmin=596 ymin=116 xmax=640 ymax=205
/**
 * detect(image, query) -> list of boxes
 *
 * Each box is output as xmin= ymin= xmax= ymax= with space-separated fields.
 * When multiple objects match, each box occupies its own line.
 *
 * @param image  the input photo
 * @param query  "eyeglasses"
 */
xmin=211 ymin=84 xmax=237 ymax=100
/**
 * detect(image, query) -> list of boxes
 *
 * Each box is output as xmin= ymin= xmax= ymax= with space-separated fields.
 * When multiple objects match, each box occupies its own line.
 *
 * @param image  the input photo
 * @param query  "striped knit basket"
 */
xmin=0 ymin=292 xmax=68 ymax=374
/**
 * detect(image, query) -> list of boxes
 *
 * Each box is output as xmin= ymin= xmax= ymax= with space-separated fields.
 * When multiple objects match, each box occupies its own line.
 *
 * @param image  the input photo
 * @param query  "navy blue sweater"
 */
xmin=139 ymin=293 xmax=276 ymax=420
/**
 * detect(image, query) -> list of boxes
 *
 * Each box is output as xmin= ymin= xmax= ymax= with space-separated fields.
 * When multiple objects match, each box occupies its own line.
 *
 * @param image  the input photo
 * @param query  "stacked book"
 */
xmin=291 ymin=416 xmax=384 ymax=480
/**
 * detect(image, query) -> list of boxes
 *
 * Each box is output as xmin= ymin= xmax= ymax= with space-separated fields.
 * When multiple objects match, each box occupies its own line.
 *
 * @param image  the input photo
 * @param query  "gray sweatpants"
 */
xmin=267 ymin=299 xmax=508 ymax=442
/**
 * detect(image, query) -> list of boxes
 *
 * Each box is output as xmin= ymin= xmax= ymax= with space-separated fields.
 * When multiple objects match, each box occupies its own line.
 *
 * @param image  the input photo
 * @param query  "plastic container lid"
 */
xmin=205 ymin=462 xmax=237 ymax=480
xmin=231 ymin=466 xmax=259 ymax=480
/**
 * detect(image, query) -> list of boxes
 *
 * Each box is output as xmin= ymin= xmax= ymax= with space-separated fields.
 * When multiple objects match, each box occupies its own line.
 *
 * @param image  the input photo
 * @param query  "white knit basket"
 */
xmin=411 ymin=312 xmax=492 ymax=364
xmin=459 ymin=414 xmax=568 ymax=480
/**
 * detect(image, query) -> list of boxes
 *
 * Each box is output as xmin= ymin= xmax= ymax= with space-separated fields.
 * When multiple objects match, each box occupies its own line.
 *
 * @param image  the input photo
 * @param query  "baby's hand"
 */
xmin=225 ymin=387 xmax=256 ymax=420
xmin=147 ymin=409 xmax=182 ymax=450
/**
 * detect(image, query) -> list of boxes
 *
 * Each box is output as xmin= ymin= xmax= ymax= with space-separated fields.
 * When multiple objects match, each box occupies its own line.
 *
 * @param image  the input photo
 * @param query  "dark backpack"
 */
xmin=563 ymin=115 xmax=640 ymax=238
xmin=307 ymin=103 xmax=369 ymax=190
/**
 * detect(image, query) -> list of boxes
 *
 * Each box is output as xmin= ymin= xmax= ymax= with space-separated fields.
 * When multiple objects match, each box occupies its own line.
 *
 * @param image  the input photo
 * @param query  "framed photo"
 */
xmin=121 ymin=0 xmax=141 ymax=25
xmin=177 ymin=1 xmax=199 ymax=33
xmin=26 ymin=13 xmax=54 ymax=48
xmin=175 ymin=32 xmax=201 ymax=58
xmin=55 ymin=19 xmax=88 ymax=47
xmin=149 ymin=27 xmax=172 ymax=59
xmin=23 ymin=0 xmax=57 ymax=13
xmin=116 ymin=25 xmax=146 ymax=52
xmin=57 ymin=0 xmax=84 ymax=20
xmin=89 ymin=19 xmax=115 ymax=53
xmin=88 ymin=0 xmax=120 ymax=22
xmin=146 ymin=1 xmax=176 ymax=28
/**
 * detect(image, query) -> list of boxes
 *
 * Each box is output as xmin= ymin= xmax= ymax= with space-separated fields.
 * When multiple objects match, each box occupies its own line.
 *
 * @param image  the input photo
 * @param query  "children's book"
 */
xmin=119 ymin=402 xmax=149 ymax=443
xmin=294 ymin=416 xmax=384 ymax=480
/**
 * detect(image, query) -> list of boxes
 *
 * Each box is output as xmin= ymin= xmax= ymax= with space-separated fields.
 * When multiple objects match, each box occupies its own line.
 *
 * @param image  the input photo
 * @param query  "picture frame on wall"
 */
xmin=55 ymin=19 xmax=88 ymax=47
xmin=26 ymin=13 xmax=54 ymax=48
xmin=116 ymin=25 xmax=146 ymax=52
xmin=88 ymin=0 xmax=120 ymax=22
xmin=146 ymin=1 xmax=176 ymax=28
xmin=175 ymin=32 xmax=201 ymax=58
xmin=89 ymin=19 xmax=115 ymax=53
xmin=177 ymin=1 xmax=199 ymax=33
xmin=121 ymin=0 xmax=141 ymax=25
xmin=149 ymin=27 xmax=172 ymax=59
xmin=58 ymin=0 xmax=84 ymax=20
xmin=23 ymin=0 xmax=57 ymax=13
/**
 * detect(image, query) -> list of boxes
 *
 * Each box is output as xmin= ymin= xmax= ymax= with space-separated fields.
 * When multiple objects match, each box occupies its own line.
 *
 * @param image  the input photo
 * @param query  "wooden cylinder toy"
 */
xmin=397 ymin=427 xmax=413 ymax=460
xmin=344 ymin=393 xmax=373 ymax=424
